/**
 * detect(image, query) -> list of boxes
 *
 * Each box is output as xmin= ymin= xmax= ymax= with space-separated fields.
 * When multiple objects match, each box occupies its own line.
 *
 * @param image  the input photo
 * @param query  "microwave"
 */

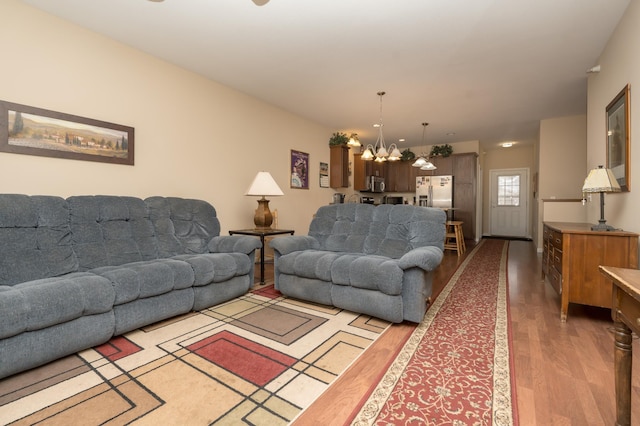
xmin=365 ymin=176 xmax=385 ymax=193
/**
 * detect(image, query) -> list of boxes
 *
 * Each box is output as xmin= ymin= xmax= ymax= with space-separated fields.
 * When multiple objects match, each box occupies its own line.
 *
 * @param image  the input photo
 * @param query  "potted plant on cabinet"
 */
xmin=430 ymin=144 xmax=453 ymax=157
xmin=329 ymin=132 xmax=349 ymax=146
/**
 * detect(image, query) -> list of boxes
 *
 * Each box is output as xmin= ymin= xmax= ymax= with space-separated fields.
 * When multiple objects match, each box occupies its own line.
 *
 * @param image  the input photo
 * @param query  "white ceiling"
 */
xmin=22 ymin=0 xmax=630 ymax=151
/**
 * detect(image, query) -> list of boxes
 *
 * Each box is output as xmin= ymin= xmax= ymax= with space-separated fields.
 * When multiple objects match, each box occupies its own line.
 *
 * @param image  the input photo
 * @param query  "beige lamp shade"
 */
xmin=581 ymin=165 xmax=620 ymax=231
xmin=246 ymin=172 xmax=283 ymax=229
xmin=582 ymin=166 xmax=621 ymax=193
xmin=246 ymin=171 xmax=284 ymax=196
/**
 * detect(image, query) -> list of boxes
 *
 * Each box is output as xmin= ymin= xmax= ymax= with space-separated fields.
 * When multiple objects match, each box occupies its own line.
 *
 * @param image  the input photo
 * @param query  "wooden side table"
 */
xmin=228 ymin=228 xmax=294 ymax=285
xmin=599 ymin=265 xmax=640 ymax=426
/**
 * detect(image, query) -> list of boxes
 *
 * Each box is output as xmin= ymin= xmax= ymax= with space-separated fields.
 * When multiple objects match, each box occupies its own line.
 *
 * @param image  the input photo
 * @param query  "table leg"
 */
xmin=259 ymin=235 xmax=266 ymax=285
xmin=614 ymin=318 xmax=632 ymax=426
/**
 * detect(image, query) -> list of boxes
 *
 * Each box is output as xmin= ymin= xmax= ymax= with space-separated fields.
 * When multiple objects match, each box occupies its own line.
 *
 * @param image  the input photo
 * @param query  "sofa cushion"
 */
xmin=277 ymin=250 xmax=343 ymax=281
xmin=0 ymin=195 xmax=78 ymax=286
xmin=309 ymin=204 xmax=374 ymax=252
xmin=90 ymin=259 xmax=195 ymax=305
xmin=0 ymin=272 xmax=115 ymax=339
xmin=331 ymin=255 xmax=404 ymax=295
xmin=173 ymin=252 xmax=252 ymax=285
xmin=146 ymin=196 xmax=220 ymax=256
xmin=364 ymin=204 xmax=446 ymax=257
xmin=68 ymin=196 xmax=158 ymax=270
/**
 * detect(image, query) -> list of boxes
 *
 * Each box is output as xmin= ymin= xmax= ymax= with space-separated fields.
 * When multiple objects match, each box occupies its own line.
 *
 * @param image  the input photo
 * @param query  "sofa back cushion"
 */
xmin=0 ymin=194 xmax=78 ymax=286
xmin=364 ymin=204 xmax=446 ymax=257
xmin=308 ymin=203 xmax=445 ymax=258
xmin=146 ymin=196 xmax=220 ymax=257
xmin=309 ymin=204 xmax=374 ymax=253
xmin=68 ymin=196 xmax=158 ymax=270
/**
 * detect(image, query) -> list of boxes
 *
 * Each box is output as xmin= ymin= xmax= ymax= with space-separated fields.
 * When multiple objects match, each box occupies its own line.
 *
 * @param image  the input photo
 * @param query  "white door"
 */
xmin=489 ymin=168 xmax=529 ymax=238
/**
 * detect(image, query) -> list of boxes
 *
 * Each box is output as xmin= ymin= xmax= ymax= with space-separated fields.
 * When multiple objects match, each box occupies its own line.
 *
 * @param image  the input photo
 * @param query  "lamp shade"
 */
xmin=246 ymin=172 xmax=284 ymax=196
xmin=582 ymin=166 xmax=621 ymax=193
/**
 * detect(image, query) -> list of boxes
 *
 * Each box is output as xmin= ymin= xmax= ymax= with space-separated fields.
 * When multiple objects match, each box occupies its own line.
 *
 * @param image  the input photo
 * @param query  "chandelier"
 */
xmin=361 ymin=91 xmax=401 ymax=162
xmin=412 ymin=122 xmax=436 ymax=170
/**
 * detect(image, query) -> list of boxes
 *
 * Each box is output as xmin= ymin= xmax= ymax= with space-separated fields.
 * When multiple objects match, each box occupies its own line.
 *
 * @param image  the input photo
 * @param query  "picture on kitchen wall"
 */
xmin=290 ymin=149 xmax=309 ymax=189
xmin=606 ymin=84 xmax=630 ymax=191
xmin=319 ymin=161 xmax=329 ymax=188
xmin=0 ymin=100 xmax=134 ymax=165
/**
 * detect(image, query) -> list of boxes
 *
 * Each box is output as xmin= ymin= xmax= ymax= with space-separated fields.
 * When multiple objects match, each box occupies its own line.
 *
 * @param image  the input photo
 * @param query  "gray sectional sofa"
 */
xmin=0 ymin=194 xmax=261 ymax=379
xmin=270 ymin=203 xmax=446 ymax=323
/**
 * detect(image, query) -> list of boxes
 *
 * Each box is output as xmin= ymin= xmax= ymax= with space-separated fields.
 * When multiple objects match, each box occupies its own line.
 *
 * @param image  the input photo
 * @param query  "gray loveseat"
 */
xmin=0 ymin=194 xmax=261 ymax=379
xmin=270 ymin=203 xmax=446 ymax=323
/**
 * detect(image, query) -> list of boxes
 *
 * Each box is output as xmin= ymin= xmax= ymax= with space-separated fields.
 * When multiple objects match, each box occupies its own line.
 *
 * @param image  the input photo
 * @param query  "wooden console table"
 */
xmin=542 ymin=222 xmax=639 ymax=321
xmin=228 ymin=228 xmax=294 ymax=285
xmin=599 ymin=266 xmax=640 ymax=426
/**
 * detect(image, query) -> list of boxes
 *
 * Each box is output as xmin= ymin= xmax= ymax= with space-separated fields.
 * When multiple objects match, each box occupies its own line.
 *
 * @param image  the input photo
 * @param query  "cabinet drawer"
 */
xmin=548 ymin=267 xmax=562 ymax=294
xmin=551 ymin=230 xmax=563 ymax=250
xmin=552 ymin=248 xmax=563 ymax=272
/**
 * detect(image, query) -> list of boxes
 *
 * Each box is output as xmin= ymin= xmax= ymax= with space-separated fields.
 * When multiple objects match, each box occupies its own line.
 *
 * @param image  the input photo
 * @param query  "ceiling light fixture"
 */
xmin=362 ymin=91 xmax=401 ymax=162
xmin=252 ymin=0 xmax=270 ymax=5
xmin=347 ymin=133 xmax=361 ymax=147
xmin=412 ymin=123 xmax=436 ymax=170
xmin=501 ymin=142 xmax=514 ymax=148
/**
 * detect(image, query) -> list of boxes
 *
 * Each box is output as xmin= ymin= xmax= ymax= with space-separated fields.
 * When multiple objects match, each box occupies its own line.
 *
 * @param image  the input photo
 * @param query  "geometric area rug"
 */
xmin=350 ymin=239 xmax=517 ymax=425
xmin=0 ymin=285 xmax=389 ymax=425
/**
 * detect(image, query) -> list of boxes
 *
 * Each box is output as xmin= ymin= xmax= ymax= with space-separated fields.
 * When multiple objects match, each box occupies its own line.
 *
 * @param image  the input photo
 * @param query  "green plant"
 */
xmin=429 ymin=144 xmax=453 ymax=157
xmin=328 ymin=132 xmax=349 ymax=146
xmin=401 ymin=149 xmax=415 ymax=161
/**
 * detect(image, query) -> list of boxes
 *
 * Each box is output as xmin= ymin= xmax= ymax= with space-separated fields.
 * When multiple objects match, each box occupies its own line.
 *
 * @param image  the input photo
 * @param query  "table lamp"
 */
xmin=246 ymin=171 xmax=284 ymax=229
xmin=581 ymin=165 xmax=621 ymax=231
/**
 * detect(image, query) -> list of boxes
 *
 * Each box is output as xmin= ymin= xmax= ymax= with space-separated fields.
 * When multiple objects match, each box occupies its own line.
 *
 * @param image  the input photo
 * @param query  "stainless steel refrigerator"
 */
xmin=416 ymin=175 xmax=453 ymax=208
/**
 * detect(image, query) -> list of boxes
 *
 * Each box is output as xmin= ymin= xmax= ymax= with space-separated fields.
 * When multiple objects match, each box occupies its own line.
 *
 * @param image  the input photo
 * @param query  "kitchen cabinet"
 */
xmin=417 ymin=155 xmax=453 ymax=176
xmin=329 ymin=145 xmax=349 ymax=188
xmin=542 ymin=222 xmax=639 ymax=322
xmin=353 ymin=153 xmax=386 ymax=191
xmin=452 ymin=153 xmax=477 ymax=240
xmin=386 ymin=161 xmax=416 ymax=192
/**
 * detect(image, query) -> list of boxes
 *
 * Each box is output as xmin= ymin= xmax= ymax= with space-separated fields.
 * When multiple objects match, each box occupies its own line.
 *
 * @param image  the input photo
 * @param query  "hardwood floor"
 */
xmin=259 ymin=239 xmax=640 ymax=425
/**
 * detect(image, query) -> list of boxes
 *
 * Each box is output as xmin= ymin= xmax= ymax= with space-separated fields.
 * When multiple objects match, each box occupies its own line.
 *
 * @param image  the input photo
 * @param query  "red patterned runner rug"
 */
xmin=350 ymin=239 xmax=517 ymax=425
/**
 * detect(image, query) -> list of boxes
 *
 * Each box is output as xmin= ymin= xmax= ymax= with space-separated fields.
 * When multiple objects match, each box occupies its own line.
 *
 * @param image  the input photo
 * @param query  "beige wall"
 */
xmin=481 ymin=144 xmax=536 ymax=238
xmin=587 ymin=0 xmax=640 ymax=235
xmin=0 ymin=0 xmax=334 ymax=234
xmin=535 ymin=115 xmax=587 ymax=247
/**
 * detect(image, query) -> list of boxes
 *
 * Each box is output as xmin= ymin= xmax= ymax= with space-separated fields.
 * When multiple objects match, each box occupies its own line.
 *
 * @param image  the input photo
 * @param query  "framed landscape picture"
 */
xmin=0 ymin=100 xmax=134 ymax=165
xmin=290 ymin=149 xmax=309 ymax=189
xmin=606 ymin=85 xmax=630 ymax=191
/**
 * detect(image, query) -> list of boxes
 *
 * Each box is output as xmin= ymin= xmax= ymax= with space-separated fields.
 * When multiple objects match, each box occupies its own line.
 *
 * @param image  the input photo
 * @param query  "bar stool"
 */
xmin=444 ymin=221 xmax=466 ymax=255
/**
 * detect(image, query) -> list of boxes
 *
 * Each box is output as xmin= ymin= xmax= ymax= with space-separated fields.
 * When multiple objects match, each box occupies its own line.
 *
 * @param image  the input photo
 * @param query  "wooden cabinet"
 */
xmin=542 ymin=222 xmax=639 ymax=322
xmin=329 ymin=145 xmax=349 ymax=188
xmin=386 ymin=161 xmax=416 ymax=192
xmin=452 ymin=153 xmax=477 ymax=240
xmin=353 ymin=153 xmax=385 ymax=191
xmin=416 ymin=155 xmax=453 ymax=176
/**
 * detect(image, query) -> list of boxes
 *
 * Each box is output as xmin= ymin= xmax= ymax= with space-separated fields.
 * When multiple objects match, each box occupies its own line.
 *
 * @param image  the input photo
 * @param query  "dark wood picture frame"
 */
xmin=606 ymin=85 xmax=630 ymax=191
xmin=0 ymin=100 xmax=134 ymax=165
xmin=290 ymin=149 xmax=309 ymax=189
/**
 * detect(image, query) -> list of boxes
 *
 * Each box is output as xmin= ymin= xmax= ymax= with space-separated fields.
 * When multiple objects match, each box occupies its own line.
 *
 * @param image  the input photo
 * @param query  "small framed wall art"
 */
xmin=606 ymin=85 xmax=630 ymax=191
xmin=0 ymin=100 xmax=134 ymax=165
xmin=319 ymin=162 xmax=329 ymax=188
xmin=290 ymin=149 xmax=309 ymax=189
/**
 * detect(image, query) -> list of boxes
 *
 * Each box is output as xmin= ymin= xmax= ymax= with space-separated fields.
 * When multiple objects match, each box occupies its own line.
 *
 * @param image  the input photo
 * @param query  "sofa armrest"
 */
xmin=397 ymin=246 xmax=444 ymax=272
xmin=208 ymin=235 xmax=262 ymax=254
xmin=269 ymin=236 xmax=319 ymax=255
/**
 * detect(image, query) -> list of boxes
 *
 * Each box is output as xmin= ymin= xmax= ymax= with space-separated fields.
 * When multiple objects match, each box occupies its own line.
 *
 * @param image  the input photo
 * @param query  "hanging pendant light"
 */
xmin=412 ymin=122 xmax=436 ymax=170
xmin=361 ymin=91 xmax=391 ymax=162
xmin=374 ymin=92 xmax=389 ymax=161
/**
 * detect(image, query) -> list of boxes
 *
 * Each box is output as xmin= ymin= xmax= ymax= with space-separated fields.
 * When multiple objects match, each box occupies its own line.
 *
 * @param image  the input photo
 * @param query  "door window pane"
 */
xmin=498 ymin=175 xmax=520 ymax=206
